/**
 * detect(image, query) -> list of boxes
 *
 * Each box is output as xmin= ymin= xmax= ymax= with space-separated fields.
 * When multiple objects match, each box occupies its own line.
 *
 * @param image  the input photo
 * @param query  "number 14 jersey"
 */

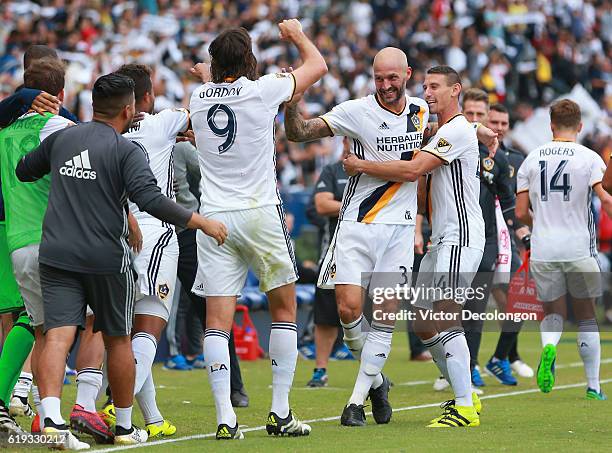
xmin=517 ymin=140 xmax=606 ymax=262
xmin=190 ymin=73 xmax=296 ymax=215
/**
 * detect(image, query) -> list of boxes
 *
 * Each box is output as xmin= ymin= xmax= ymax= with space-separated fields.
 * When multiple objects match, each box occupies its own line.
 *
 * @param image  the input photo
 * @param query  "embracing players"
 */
xmin=286 ymin=47 xmax=428 ymax=426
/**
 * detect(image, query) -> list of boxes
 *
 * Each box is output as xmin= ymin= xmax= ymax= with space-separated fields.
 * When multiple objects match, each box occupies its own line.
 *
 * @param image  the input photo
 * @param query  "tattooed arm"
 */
xmin=284 ymin=103 xmax=333 ymax=143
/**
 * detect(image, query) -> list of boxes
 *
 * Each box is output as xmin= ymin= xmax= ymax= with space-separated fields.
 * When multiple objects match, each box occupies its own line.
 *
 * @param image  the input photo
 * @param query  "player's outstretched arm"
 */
xmin=603 ymin=162 xmax=612 ymax=195
xmin=284 ymin=102 xmax=332 ymax=142
xmin=475 ymin=123 xmax=499 ymax=156
xmin=594 ymin=182 xmax=612 ymax=219
xmin=343 ymin=150 xmax=443 ymax=182
xmin=127 ymin=211 xmax=143 ymax=253
xmin=278 ymin=19 xmax=328 ymax=97
xmin=186 ymin=213 xmax=228 ymax=246
xmin=515 ymin=191 xmax=532 ymax=227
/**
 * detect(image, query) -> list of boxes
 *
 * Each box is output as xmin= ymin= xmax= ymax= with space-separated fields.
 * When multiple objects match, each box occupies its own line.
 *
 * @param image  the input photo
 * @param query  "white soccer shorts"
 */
xmin=133 ymin=224 xmax=179 ymax=321
xmin=319 ymin=221 xmax=415 ymax=294
xmin=192 ymin=205 xmax=298 ymax=297
xmin=413 ymin=244 xmax=483 ymax=309
xmin=11 ymin=244 xmax=44 ymax=326
xmin=530 ymin=256 xmax=602 ymax=302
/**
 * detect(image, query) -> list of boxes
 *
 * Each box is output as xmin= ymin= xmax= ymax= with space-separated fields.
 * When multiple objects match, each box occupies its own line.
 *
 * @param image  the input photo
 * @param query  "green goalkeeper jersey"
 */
xmin=0 ymin=112 xmax=73 ymax=253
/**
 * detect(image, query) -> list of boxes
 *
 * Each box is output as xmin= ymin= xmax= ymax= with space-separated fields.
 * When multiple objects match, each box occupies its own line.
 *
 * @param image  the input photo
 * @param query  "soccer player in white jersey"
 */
xmin=97 ymin=64 xmax=189 ymax=436
xmin=517 ymin=99 xmax=611 ymax=400
xmin=189 ymin=20 xmax=327 ymax=439
xmin=343 ymin=66 xmax=494 ymax=427
xmin=286 ymin=47 xmax=429 ymax=426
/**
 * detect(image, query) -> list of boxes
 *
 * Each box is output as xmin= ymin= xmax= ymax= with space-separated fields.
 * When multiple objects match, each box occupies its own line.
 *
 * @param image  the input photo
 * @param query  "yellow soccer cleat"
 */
xmin=429 ymin=392 xmax=482 ymax=424
xmin=472 ymin=391 xmax=482 ymax=415
xmin=146 ymin=420 xmax=177 ymax=439
xmin=98 ymin=402 xmax=116 ymax=430
xmin=427 ymin=405 xmax=480 ymax=428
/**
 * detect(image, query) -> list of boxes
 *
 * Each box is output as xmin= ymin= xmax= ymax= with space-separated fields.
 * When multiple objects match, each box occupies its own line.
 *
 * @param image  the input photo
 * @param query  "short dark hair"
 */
xmin=490 ymin=103 xmax=509 ymax=115
xmin=24 ymin=45 xmax=58 ymax=70
xmin=24 ymin=58 xmax=65 ymax=96
xmin=92 ymin=73 xmax=135 ymax=118
xmin=427 ymin=65 xmax=462 ymax=86
xmin=209 ymin=28 xmax=257 ymax=83
xmin=463 ymin=88 xmax=489 ymax=106
xmin=549 ymin=99 xmax=581 ymax=130
xmin=115 ymin=64 xmax=153 ymax=102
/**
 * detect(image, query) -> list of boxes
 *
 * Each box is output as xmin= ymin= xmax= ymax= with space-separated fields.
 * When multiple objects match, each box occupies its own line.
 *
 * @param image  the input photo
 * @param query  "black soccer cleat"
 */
xmin=266 ymin=410 xmax=311 ymax=436
xmin=216 ymin=422 xmax=244 ymax=440
xmin=368 ymin=374 xmax=392 ymax=424
xmin=340 ymin=404 xmax=366 ymax=427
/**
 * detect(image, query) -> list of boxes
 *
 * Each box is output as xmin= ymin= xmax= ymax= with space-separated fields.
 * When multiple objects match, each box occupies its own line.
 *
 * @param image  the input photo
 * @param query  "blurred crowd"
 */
xmin=0 ymin=0 xmax=610 ymax=188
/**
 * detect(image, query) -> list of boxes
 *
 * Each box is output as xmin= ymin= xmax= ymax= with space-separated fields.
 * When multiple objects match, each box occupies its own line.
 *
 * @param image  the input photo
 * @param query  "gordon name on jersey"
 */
xmin=190 ymin=73 xmax=296 ymax=215
xmin=321 ymin=94 xmax=429 ymax=225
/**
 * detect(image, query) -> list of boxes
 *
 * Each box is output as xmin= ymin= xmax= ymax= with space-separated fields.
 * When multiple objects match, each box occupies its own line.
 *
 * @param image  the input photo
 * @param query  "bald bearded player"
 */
xmin=285 ymin=47 xmax=429 ymax=426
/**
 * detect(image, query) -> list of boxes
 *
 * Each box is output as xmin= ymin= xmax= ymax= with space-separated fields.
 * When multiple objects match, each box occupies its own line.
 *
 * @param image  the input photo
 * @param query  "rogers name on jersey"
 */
xmin=377 ymin=132 xmax=423 ymax=152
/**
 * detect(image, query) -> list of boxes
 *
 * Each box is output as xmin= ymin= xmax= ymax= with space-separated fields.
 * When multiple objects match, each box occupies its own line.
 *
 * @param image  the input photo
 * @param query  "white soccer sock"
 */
xmin=115 ymin=406 xmax=132 ymax=431
xmin=577 ymin=319 xmax=601 ymax=392
xmin=348 ymin=324 xmax=392 ymax=406
xmin=341 ymin=315 xmax=367 ymax=360
xmin=441 ymin=328 xmax=473 ymax=407
xmin=540 ymin=313 xmax=564 ymax=347
xmin=41 ymin=397 xmax=64 ymax=426
xmin=75 ymin=368 xmax=103 ymax=413
xmin=422 ymin=333 xmax=450 ymax=382
xmin=136 ymin=372 xmax=163 ymax=426
xmin=341 ymin=315 xmax=384 ymax=388
xmin=269 ymin=322 xmax=298 ymax=418
xmin=132 ymin=332 xmax=157 ymax=395
xmin=204 ymin=329 xmax=235 ymax=426
xmin=13 ymin=371 xmax=33 ymax=399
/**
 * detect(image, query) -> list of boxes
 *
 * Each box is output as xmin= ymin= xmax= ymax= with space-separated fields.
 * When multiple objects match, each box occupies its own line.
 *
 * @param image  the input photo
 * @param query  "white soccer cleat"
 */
xmin=9 ymin=396 xmax=35 ymax=417
xmin=114 ymin=426 xmax=148 ymax=445
xmin=511 ymin=360 xmax=534 ymax=378
xmin=42 ymin=426 xmax=90 ymax=450
xmin=433 ymin=376 xmax=450 ymax=392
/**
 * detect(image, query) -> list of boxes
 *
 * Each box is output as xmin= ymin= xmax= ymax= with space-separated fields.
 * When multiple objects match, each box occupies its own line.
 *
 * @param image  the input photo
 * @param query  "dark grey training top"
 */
xmin=16 ymin=120 xmax=193 ymax=274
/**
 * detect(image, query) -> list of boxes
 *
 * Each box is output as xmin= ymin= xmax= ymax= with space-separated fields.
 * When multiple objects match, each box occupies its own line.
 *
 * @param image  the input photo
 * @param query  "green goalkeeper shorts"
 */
xmin=0 ymin=222 xmax=23 ymax=314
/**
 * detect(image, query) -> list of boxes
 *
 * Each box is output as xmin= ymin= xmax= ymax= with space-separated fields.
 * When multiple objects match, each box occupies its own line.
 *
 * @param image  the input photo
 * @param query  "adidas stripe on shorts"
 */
xmin=133 ymin=224 xmax=179 ymax=322
xmin=192 ymin=205 xmax=298 ymax=297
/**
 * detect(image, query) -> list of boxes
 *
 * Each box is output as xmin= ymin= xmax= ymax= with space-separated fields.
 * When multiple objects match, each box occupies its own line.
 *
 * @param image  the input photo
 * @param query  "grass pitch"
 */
xmin=11 ymin=330 xmax=612 ymax=452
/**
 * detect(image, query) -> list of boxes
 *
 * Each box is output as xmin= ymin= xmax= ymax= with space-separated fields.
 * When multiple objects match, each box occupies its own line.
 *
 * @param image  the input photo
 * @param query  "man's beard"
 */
xmin=378 ymin=86 xmax=405 ymax=104
xmin=121 ymin=114 xmax=135 ymax=133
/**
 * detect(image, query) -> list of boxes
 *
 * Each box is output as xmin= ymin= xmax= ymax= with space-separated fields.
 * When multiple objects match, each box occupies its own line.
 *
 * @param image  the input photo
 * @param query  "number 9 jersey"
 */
xmin=189 ymin=73 xmax=296 ymax=215
xmin=517 ymin=140 xmax=606 ymax=262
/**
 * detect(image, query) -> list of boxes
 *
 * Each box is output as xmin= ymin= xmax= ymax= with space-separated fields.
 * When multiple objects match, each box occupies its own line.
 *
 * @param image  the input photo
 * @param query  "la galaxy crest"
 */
xmin=482 ymin=157 xmax=494 ymax=171
xmin=157 ymin=283 xmax=170 ymax=300
xmin=435 ymin=138 xmax=452 ymax=154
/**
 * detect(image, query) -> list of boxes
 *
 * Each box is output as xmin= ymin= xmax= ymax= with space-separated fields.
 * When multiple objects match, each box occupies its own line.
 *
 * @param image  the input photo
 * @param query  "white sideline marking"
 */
xmin=98 ymin=376 xmax=612 ymax=452
xmin=557 ymin=357 xmax=612 ymax=369
xmin=396 ymin=380 xmax=430 ymax=386
xmin=394 ymin=358 xmax=612 ymax=386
